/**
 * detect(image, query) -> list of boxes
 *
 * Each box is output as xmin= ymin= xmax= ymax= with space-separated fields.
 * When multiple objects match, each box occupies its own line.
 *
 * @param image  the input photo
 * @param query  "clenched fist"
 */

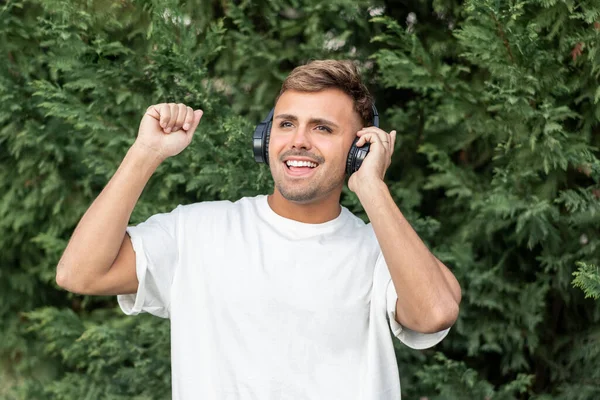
xmin=136 ymin=103 xmax=203 ymax=160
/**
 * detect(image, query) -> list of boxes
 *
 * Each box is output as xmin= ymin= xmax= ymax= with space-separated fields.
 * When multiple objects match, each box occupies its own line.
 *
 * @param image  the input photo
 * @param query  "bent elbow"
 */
xmin=55 ymin=262 xmax=85 ymax=294
xmin=55 ymin=262 xmax=70 ymax=290
xmin=396 ymin=297 xmax=460 ymax=333
xmin=56 ymin=271 xmax=78 ymax=293
xmin=452 ymin=282 xmax=463 ymax=305
xmin=432 ymin=301 xmax=459 ymax=332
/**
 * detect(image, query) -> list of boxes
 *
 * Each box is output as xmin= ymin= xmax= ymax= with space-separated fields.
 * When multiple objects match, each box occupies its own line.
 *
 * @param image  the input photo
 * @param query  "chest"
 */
xmin=177 ymin=222 xmax=378 ymax=321
xmin=170 ymin=220 xmax=380 ymax=383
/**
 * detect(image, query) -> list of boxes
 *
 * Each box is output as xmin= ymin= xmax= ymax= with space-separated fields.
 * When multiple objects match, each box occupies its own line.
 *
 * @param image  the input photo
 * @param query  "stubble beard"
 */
xmin=274 ymin=165 xmax=345 ymax=203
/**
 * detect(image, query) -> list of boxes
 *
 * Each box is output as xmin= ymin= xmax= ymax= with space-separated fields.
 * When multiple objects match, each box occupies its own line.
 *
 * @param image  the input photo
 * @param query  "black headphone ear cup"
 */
xmin=346 ymin=105 xmax=379 ymax=174
xmin=346 ymin=138 xmax=359 ymax=175
xmin=253 ymin=126 xmax=265 ymax=163
xmin=346 ymin=138 xmax=370 ymax=175
xmin=253 ymin=108 xmax=275 ymax=164
xmin=264 ymin=120 xmax=272 ymax=165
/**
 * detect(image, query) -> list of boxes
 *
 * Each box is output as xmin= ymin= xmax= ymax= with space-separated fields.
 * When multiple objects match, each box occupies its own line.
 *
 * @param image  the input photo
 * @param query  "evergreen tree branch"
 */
xmin=490 ymin=13 xmax=515 ymax=64
xmin=573 ymin=262 xmax=600 ymax=300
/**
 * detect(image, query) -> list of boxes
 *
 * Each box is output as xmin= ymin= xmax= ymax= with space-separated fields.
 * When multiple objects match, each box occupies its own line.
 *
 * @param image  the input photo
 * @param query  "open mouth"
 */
xmin=284 ymin=159 xmax=319 ymax=176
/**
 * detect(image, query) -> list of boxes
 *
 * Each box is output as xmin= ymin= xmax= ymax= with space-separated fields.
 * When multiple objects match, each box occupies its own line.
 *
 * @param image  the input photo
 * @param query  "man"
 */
xmin=57 ymin=60 xmax=461 ymax=399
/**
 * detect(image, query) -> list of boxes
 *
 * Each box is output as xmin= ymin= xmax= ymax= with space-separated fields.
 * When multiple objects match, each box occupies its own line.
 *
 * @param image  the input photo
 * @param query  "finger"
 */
xmin=358 ymin=128 xmax=390 ymax=149
xmin=145 ymin=104 xmax=161 ymax=121
xmin=183 ymin=106 xmax=194 ymax=131
xmin=355 ymin=132 xmax=379 ymax=148
xmin=172 ymin=103 xmax=187 ymax=132
xmin=157 ymin=103 xmax=170 ymax=128
xmin=390 ymin=130 xmax=397 ymax=150
xmin=355 ymin=135 xmax=367 ymax=148
xmin=356 ymin=130 xmax=390 ymax=150
xmin=185 ymin=109 xmax=204 ymax=137
xmin=357 ymin=126 xmax=387 ymax=136
xmin=378 ymin=129 xmax=392 ymax=150
xmin=165 ymin=103 xmax=179 ymax=132
xmin=362 ymin=131 xmax=393 ymax=151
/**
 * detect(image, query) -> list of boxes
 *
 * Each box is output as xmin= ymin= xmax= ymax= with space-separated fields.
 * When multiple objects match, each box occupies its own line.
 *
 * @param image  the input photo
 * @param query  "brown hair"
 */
xmin=279 ymin=60 xmax=374 ymax=126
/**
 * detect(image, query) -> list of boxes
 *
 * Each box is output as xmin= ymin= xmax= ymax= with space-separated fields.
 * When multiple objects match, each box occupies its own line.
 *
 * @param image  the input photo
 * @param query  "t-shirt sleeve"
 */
xmin=375 ymin=253 xmax=450 ymax=350
xmin=117 ymin=205 xmax=182 ymax=319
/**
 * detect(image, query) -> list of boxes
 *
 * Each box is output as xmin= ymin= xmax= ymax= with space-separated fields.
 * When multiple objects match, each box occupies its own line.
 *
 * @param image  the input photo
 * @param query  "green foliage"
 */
xmin=17 ymin=308 xmax=171 ymax=400
xmin=573 ymin=262 xmax=600 ymax=300
xmin=416 ymin=353 xmax=533 ymax=399
xmin=1 ymin=0 xmax=599 ymax=399
xmin=370 ymin=0 xmax=600 ymax=397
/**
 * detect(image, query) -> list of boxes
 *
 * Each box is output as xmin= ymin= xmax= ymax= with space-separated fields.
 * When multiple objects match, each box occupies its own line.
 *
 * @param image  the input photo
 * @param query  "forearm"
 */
xmin=357 ymin=181 xmax=460 ymax=332
xmin=56 ymin=142 xmax=163 ymax=289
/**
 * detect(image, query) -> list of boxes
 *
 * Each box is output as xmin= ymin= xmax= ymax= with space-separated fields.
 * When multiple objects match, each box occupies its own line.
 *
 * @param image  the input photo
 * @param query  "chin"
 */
xmin=271 ymin=165 xmax=345 ymax=204
xmin=277 ymin=186 xmax=321 ymax=204
xmin=276 ymin=181 xmax=345 ymax=205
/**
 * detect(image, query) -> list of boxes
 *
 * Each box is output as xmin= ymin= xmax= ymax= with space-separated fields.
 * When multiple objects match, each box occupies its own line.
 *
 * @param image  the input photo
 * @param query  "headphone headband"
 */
xmin=371 ymin=105 xmax=379 ymax=128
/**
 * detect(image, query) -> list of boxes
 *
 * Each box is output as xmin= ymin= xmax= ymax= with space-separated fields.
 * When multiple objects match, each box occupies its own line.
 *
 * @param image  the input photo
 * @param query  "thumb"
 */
xmin=186 ymin=109 xmax=204 ymax=135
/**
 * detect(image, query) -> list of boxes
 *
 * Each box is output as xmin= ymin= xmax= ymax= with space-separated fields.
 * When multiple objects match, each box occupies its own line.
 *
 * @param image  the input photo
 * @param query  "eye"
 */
xmin=279 ymin=121 xmax=293 ymax=128
xmin=315 ymin=125 xmax=333 ymax=133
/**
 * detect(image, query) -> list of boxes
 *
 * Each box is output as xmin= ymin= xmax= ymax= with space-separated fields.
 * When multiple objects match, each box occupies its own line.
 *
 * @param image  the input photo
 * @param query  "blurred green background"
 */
xmin=1 ymin=0 xmax=599 ymax=398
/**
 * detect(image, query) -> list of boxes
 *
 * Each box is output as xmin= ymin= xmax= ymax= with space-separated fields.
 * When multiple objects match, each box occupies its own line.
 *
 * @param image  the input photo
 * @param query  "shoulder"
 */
xmin=178 ymin=199 xmax=234 ymax=214
xmin=339 ymin=207 xmax=379 ymax=244
xmin=341 ymin=207 xmax=374 ymax=231
xmin=176 ymin=195 xmax=262 ymax=220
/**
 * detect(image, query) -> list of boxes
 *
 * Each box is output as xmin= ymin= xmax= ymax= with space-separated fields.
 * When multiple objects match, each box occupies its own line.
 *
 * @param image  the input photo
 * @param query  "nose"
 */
xmin=290 ymin=125 xmax=312 ymax=150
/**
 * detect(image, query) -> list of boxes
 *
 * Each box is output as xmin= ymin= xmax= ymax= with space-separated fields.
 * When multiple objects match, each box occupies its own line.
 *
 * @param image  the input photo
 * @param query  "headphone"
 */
xmin=253 ymin=105 xmax=380 ymax=174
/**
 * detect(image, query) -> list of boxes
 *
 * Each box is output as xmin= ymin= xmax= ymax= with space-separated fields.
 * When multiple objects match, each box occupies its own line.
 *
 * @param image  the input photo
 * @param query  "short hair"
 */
xmin=279 ymin=60 xmax=374 ymax=126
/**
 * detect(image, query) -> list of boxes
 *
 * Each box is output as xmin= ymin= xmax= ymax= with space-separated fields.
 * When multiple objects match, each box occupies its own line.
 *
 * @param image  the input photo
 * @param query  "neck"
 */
xmin=267 ymin=190 xmax=342 ymax=224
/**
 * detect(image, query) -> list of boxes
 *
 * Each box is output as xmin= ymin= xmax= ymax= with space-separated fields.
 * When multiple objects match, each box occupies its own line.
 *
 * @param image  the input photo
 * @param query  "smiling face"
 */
xmin=268 ymin=88 xmax=363 ymax=204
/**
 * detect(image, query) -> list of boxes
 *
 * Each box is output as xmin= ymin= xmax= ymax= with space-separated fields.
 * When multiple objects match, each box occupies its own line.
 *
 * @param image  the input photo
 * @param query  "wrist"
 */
xmin=128 ymin=141 xmax=165 ymax=173
xmin=354 ymin=178 xmax=388 ymax=201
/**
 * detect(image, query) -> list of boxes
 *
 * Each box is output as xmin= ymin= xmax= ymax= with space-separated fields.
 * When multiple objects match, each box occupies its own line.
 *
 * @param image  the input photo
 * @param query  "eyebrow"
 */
xmin=274 ymin=113 xmax=340 ymax=129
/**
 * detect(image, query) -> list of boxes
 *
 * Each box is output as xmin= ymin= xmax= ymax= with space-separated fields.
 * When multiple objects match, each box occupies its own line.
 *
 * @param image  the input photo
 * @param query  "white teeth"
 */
xmin=286 ymin=160 xmax=317 ymax=168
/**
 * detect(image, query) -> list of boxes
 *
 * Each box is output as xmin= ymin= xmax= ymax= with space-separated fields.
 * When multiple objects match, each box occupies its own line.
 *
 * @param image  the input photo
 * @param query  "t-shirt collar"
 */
xmin=255 ymin=195 xmax=350 ymax=237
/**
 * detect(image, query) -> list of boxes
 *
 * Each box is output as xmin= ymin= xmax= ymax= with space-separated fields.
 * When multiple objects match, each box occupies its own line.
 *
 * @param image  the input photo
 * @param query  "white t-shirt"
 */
xmin=118 ymin=195 xmax=449 ymax=400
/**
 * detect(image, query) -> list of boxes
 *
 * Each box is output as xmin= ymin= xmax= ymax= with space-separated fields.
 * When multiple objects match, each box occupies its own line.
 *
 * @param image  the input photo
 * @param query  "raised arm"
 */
xmin=56 ymin=103 xmax=203 ymax=295
xmin=350 ymin=126 xmax=461 ymax=334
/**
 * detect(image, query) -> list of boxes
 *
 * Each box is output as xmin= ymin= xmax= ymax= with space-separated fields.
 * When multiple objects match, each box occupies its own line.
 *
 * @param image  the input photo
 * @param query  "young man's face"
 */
xmin=268 ymin=88 xmax=363 ymax=204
